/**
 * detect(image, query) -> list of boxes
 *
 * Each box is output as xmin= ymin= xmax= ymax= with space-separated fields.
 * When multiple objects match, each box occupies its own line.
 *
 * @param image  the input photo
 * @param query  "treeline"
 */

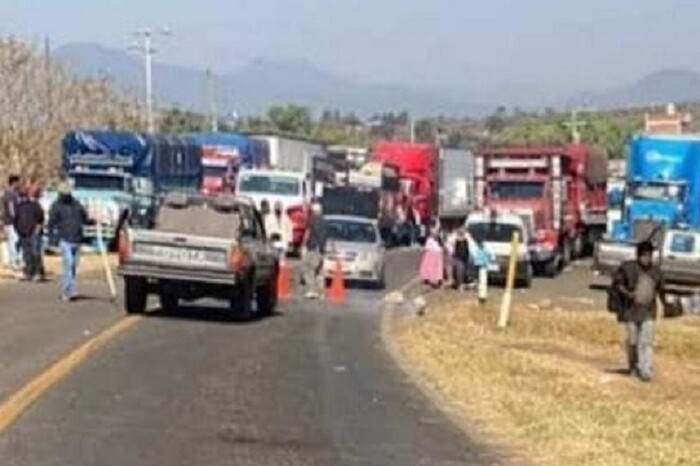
xmin=0 ymin=37 xmax=140 ymax=183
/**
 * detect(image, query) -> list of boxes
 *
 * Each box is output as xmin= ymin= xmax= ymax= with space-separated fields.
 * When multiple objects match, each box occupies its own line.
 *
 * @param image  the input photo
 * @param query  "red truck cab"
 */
xmin=371 ymin=142 xmax=438 ymax=231
xmin=201 ymin=147 xmax=240 ymax=196
xmin=475 ymin=144 xmax=607 ymax=276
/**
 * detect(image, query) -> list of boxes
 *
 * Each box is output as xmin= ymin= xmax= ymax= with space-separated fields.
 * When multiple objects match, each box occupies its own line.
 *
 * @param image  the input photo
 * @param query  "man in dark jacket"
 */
xmin=451 ymin=228 xmax=471 ymax=290
xmin=14 ymin=186 xmax=45 ymax=281
xmin=48 ymin=182 xmax=89 ymax=301
xmin=612 ymin=241 xmax=667 ymax=382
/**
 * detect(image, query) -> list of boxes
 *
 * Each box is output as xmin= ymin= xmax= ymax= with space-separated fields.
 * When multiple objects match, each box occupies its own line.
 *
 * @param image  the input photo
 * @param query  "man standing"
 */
xmin=2 ymin=175 xmax=21 ymax=271
xmin=612 ymin=241 xmax=667 ymax=382
xmin=302 ymin=202 xmax=327 ymax=299
xmin=14 ymin=186 xmax=44 ymax=281
xmin=265 ymin=201 xmax=291 ymax=258
xmin=48 ymin=182 xmax=89 ymax=302
xmin=451 ymin=228 xmax=471 ymax=290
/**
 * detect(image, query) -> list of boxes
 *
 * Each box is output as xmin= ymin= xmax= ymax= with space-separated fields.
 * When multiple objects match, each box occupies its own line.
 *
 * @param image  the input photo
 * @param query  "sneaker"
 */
xmin=638 ymin=373 xmax=652 ymax=383
xmin=305 ymin=291 xmax=319 ymax=300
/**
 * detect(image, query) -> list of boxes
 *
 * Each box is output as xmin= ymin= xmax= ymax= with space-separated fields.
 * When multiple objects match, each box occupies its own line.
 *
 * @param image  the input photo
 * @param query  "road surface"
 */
xmin=0 ymin=251 xmax=498 ymax=465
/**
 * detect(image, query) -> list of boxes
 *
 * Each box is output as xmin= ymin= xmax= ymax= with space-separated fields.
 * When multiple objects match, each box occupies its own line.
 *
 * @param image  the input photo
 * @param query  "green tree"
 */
xmin=268 ymin=105 xmax=312 ymax=134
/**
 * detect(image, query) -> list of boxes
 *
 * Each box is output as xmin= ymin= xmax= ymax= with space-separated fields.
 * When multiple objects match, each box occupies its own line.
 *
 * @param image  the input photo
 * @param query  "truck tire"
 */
xmin=573 ymin=234 xmax=584 ymax=259
xmin=562 ymin=239 xmax=572 ymax=267
xmin=543 ymin=257 xmax=559 ymax=278
xmin=256 ymin=268 xmax=279 ymax=317
xmin=519 ymin=263 xmax=534 ymax=288
xmin=125 ymin=277 xmax=147 ymax=314
xmin=159 ymin=291 xmax=179 ymax=313
xmin=231 ymin=274 xmax=255 ymax=321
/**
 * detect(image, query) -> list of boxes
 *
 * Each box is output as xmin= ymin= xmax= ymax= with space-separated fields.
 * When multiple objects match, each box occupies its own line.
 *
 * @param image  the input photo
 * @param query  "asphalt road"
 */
xmin=0 ymin=251 xmax=496 ymax=466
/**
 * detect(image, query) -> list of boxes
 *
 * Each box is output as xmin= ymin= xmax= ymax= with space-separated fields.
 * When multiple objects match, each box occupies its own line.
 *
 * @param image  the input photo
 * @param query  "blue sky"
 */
xmin=2 ymin=0 xmax=699 ymax=101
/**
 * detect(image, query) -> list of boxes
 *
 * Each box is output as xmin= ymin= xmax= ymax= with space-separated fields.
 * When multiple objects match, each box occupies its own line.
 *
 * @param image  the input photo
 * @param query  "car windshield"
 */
xmin=238 ymin=174 xmax=300 ymax=196
xmin=629 ymin=183 xmax=684 ymax=202
xmin=327 ymin=219 xmax=378 ymax=243
xmin=71 ymin=174 xmax=127 ymax=191
xmin=467 ymin=222 xmax=523 ymax=243
xmin=490 ymin=181 xmax=544 ymax=199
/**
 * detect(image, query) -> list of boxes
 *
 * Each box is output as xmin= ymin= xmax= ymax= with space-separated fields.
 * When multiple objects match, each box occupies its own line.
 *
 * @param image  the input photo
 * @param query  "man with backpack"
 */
xmin=610 ymin=241 xmax=668 ymax=382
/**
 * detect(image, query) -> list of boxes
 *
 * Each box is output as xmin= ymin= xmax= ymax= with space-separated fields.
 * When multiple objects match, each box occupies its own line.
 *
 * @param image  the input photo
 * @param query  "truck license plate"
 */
xmin=150 ymin=245 xmax=207 ymax=263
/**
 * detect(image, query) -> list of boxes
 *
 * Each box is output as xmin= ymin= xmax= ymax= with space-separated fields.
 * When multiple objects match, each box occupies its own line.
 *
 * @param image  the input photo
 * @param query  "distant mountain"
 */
xmin=570 ymin=69 xmax=700 ymax=108
xmin=54 ymin=43 xmax=474 ymax=117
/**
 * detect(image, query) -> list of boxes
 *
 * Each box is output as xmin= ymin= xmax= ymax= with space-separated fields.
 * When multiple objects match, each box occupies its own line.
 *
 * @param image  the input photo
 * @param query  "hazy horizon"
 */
xmin=2 ymin=0 xmax=699 ymax=106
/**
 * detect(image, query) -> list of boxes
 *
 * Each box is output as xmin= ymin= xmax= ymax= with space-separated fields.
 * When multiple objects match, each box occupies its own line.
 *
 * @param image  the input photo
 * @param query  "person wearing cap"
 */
xmin=13 ymin=185 xmax=44 ymax=281
xmin=47 ymin=182 xmax=90 ymax=301
xmin=612 ymin=241 xmax=668 ymax=382
xmin=301 ymin=201 xmax=327 ymax=299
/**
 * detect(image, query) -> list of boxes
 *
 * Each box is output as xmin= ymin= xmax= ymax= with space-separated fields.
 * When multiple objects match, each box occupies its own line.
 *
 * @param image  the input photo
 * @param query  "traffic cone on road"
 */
xmin=327 ymin=259 xmax=346 ymax=304
xmin=277 ymin=259 xmax=292 ymax=301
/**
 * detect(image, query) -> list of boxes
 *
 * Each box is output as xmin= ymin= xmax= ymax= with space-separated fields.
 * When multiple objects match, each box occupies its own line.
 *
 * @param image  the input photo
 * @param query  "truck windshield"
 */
xmin=327 ymin=219 xmax=378 ymax=243
xmin=490 ymin=181 xmax=544 ymax=200
xmin=238 ymin=174 xmax=300 ymax=196
xmin=467 ymin=222 xmax=523 ymax=243
xmin=72 ymin=174 xmax=127 ymax=191
xmin=202 ymin=166 xmax=227 ymax=178
xmin=629 ymin=183 xmax=684 ymax=202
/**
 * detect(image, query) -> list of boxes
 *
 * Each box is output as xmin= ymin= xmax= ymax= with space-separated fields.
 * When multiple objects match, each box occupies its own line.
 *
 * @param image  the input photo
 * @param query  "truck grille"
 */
xmin=633 ymin=219 xmax=663 ymax=245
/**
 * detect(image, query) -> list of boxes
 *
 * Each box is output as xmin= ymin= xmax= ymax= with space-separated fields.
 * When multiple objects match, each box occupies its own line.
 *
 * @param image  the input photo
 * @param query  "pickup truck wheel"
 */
xmin=159 ymin=291 xmax=179 ymax=313
xmin=562 ymin=239 xmax=572 ymax=266
xmin=543 ymin=258 xmax=559 ymax=278
xmin=256 ymin=268 xmax=278 ymax=317
xmin=125 ymin=277 xmax=147 ymax=314
xmin=231 ymin=275 xmax=255 ymax=321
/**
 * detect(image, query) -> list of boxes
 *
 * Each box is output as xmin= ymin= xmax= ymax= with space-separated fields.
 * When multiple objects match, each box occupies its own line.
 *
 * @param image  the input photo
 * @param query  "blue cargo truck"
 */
xmin=42 ymin=130 xmax=202 ymax=248
xmin=594 ymin=134 xmax=700 ymax=285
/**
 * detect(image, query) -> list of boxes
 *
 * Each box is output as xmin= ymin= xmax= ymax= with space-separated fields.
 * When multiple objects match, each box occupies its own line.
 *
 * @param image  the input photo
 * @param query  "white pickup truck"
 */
xmin=118 ymin=193 xmax=279 ymax=320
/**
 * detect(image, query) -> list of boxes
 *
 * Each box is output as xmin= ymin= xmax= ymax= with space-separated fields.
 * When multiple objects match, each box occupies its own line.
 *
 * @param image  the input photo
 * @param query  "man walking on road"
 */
xmin=612 ymin=241 xmax=667 ymax=382
xmin=302 ymin=202 xmax=327 ymax=299
xmin=2 ymin=174 xmax=22 ymax=272
xmin=48 ymin=182 xmax=89 ymax=302
xmin=14 ymin=186 xmax=45 ymax=281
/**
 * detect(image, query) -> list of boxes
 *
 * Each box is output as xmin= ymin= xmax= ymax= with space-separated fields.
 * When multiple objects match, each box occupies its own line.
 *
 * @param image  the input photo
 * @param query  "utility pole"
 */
xmin=562 ymin=109 xmax=587 ymax=144
xmin=130 ymin=28 xmax=172 ymax=133
xmin=206 ymin=68 xmax=218 ymax=132
xmin=44 ymin=36 xmax=52 ymax=123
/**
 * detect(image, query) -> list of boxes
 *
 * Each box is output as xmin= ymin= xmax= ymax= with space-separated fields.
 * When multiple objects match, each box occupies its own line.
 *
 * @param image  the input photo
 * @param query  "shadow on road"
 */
xmin=142 ymin=305 xmax=283 ymax=325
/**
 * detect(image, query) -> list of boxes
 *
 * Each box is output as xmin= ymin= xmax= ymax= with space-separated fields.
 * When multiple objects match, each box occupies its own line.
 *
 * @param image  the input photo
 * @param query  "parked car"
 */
xmin=322 ymin=215 xmax=386 ymax=289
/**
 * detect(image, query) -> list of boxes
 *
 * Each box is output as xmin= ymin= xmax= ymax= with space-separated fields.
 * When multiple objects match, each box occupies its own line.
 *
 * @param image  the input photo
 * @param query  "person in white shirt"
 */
xmin=265 ymin=201 xmax=292 ymax=258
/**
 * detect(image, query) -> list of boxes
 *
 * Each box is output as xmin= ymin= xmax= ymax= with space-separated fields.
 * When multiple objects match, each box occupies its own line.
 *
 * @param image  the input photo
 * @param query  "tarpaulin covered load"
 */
xmin=62 ymin=130 xmax=202 ymax=191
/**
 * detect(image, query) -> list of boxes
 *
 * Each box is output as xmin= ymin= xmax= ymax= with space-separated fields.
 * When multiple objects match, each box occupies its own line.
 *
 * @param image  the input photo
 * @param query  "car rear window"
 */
xmin=157 ymin=204 xmax=242 ymax=238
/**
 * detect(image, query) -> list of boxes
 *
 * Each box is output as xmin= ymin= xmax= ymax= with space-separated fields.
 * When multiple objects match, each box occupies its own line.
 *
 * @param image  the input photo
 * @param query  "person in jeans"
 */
xmin=301 ymin=202 xmax=327 ymax=299
xmin=612 ymin=241 xmax=668 ymax=382
xmin=47 ymin=182 xmax=89 ymax=301
xmin=2 ymin=174 xmax=21 ymax=271
xmin=13 ymin=187 xmax=45 ymax=281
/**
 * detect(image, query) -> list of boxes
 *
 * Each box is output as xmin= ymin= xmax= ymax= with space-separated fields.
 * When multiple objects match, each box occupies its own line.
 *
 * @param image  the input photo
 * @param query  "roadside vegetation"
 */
xmin=391 ymin=294 xmax=700 ymax=466
xmin=0 ymin=37 xmax=140 ymax=182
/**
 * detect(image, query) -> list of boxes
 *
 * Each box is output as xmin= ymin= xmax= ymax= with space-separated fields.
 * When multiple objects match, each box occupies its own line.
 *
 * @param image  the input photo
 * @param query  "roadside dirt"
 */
xmin=384 ymin=277 xmax=700 ymax=466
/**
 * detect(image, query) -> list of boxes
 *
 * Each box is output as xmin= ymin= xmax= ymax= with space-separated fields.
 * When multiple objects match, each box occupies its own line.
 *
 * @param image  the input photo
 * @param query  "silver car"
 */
xmin=323 ymin=215 xmax=386 ymax=289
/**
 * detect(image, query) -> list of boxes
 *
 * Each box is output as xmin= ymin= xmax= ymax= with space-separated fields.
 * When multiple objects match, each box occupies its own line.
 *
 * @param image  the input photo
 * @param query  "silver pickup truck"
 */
xmin=118 ymin=193 xmax=279 ymax=320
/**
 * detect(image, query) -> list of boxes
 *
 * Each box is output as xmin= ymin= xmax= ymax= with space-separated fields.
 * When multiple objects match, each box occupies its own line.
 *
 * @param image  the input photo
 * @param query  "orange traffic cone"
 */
xmin=327 ymin=259 xmax=346 ymax=304
xmin=277 ymin=259 xmax=292 ymax=301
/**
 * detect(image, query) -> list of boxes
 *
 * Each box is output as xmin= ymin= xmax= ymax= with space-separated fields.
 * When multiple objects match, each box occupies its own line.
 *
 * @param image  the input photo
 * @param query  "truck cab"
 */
xmin=465 ymin=210 xmax=534 ymax=287
xmin=235 ymin=169 xmax=309 ymax=253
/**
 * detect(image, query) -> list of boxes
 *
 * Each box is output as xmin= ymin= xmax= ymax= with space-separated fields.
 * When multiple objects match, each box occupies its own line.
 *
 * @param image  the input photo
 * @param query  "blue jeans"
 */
xmin=60 ymin=241 xmax=81 ymax=299
xmin=626 ymin=320 xmax=654 ymax=378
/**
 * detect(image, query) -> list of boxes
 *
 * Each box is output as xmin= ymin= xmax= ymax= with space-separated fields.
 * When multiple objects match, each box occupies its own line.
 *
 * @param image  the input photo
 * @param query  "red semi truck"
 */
xmin=371 ymin=142 xmax=438 ymax=235
xmin=475 ymin=144 xmax=607 ymax=276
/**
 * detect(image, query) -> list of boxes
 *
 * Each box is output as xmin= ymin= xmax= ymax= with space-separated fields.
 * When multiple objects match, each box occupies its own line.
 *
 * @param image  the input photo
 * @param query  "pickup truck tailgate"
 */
xmin=119 ymin=229 xmax=240 ymax=285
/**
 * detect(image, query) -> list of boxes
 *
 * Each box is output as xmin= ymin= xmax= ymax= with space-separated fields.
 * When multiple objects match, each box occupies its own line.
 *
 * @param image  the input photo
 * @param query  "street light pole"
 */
xmin=130 ymin=28 xmax=171 ymax=133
